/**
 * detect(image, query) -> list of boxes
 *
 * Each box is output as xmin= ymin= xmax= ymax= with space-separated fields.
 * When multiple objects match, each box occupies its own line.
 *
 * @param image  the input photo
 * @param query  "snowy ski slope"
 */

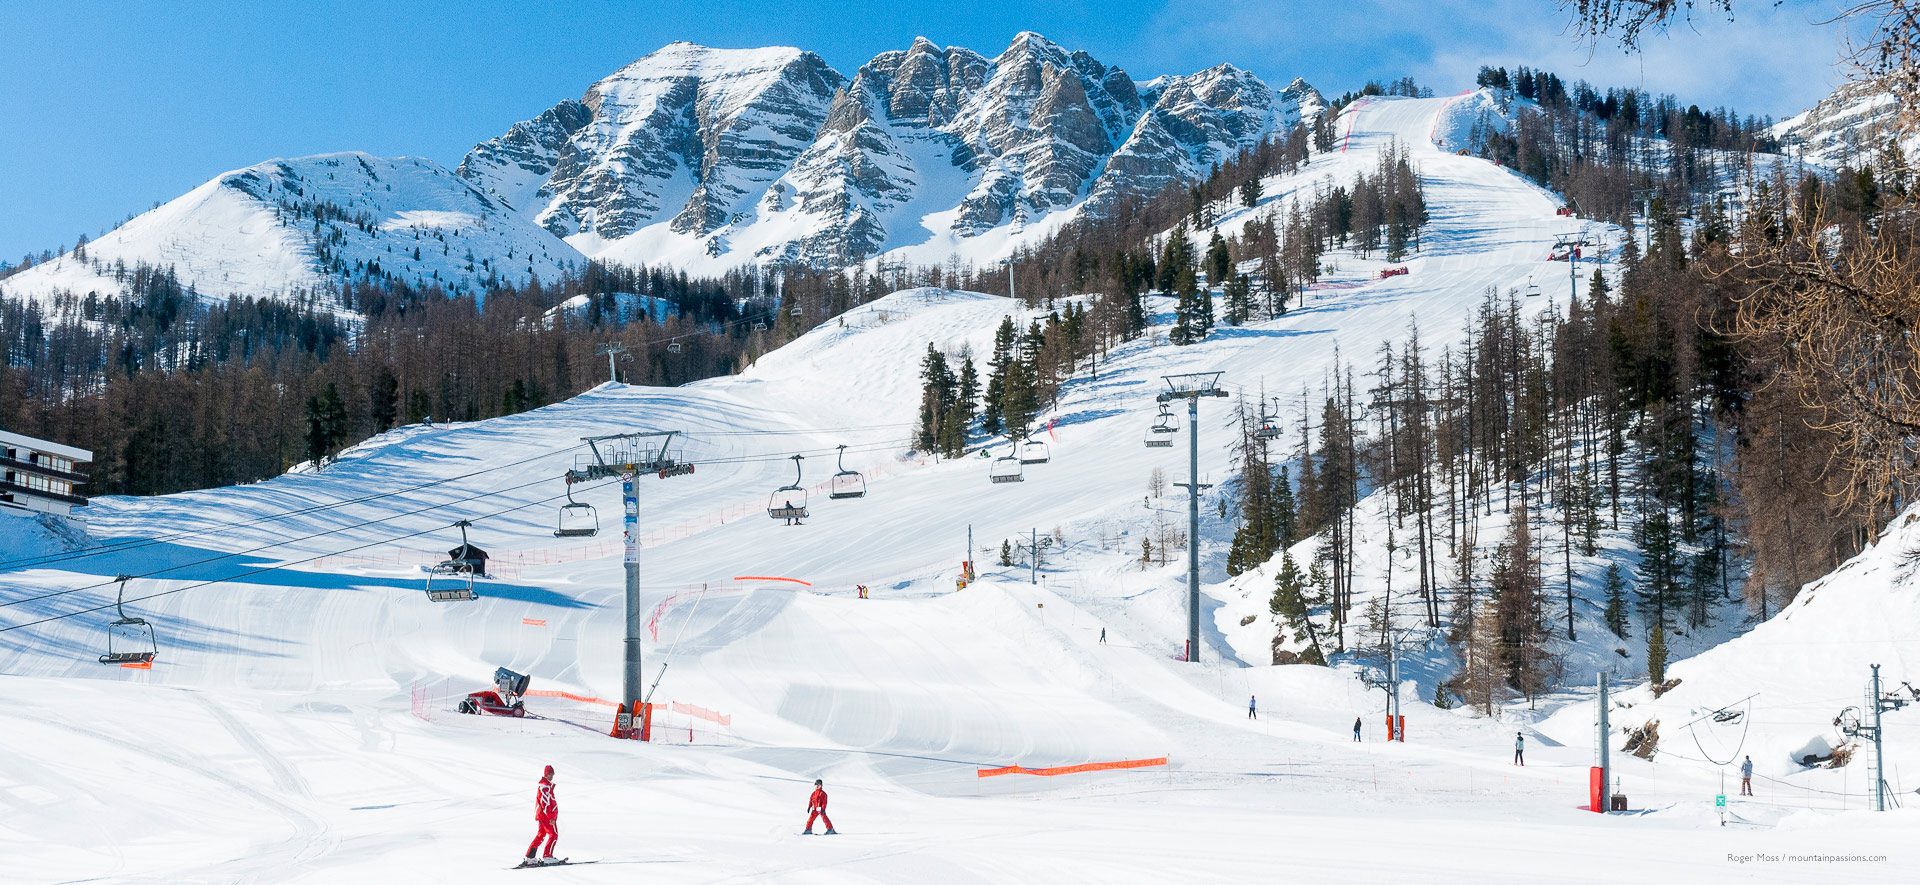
xmin=2 ymin=96 xmax=1913 ymax=883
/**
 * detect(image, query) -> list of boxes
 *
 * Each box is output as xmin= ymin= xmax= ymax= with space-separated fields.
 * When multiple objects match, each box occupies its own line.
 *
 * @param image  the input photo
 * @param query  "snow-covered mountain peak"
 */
xmin=2 ymin=152 xmax=582 ymax=308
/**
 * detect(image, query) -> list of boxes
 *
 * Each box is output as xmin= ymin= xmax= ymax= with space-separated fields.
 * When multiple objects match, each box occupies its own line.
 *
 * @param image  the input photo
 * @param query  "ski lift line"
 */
xmin=0 ymin=441 xmax=599 ymax=573
xmin=0 ymin=477 xmax=617 ymax=634
xmin=1684 ymin=695 xmax=1756 ymax=766
xmin=1 ymin=470 xmax=615 ymax=610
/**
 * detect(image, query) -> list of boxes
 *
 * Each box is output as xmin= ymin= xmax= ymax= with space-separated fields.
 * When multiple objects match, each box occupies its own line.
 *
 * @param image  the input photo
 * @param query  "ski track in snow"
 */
xmin=2 ymin=96 xmax=1914 ymax=883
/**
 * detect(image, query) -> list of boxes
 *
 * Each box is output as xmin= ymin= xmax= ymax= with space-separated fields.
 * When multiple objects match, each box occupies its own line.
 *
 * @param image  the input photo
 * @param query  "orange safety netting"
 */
xmin=976 ymin=756 xmax=1168 ymax=778
xmin=671 ymin=701 xmax=731 ymax=726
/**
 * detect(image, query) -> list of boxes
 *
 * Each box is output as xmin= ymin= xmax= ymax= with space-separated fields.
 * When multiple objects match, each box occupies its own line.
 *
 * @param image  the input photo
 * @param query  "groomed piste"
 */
xmin=3 ymin=96 xmax=1914 ymax=884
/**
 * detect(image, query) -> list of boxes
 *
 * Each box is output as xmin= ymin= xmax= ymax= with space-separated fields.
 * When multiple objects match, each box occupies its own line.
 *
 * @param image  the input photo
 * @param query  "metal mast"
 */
xmin=595 ymin=342 xmax=628 ymax=384
xmin=1158 ymin=372 xmax=1227 ymax=663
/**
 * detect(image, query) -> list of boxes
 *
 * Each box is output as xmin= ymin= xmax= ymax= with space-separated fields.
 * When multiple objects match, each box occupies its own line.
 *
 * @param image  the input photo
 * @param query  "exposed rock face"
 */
xmin=459 ymin=34 xmax=1327 ymax=268
xmin=460 ymin=43 xmax=843 ymax=240
xmin=1771 ymin=78 xmax=1914 ymax=169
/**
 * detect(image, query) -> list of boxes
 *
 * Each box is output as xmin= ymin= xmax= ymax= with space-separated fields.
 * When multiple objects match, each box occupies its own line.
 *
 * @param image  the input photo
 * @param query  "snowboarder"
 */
xmin=522 ymin=765 xmax=561 ymax=867
xmin=1513 ymin=732 xmax=1525 ymax=766
xmin=1740 ymin=755 xmax=1753 ymax=796
xmin=1099 ymin=627 xmax=1107 ymax=645
xmin=804 ymin=778 xmax=836 ymax=835
xmin=1248 ymin=695 xmax=1257 ymax=719
xmin=1353 ymin=717 xmax=1362 ymax=742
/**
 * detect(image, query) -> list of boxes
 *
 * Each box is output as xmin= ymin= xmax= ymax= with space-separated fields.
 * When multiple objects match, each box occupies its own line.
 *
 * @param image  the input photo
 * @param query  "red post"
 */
xmin=1396 ymin=715 xmax=1406 ymax=742
xmin=639 ymin=701 xmax=653 ymax=742
xmin=610 ymin=702 xmax=632 ymax=739
xmin=1589 ymin=767 xmax=1605 ymax=812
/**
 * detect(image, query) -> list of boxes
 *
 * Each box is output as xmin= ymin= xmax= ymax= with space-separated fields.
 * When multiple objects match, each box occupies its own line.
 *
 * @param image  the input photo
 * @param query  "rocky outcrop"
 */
xmin=460 ymin=34 xmax=1326 ymax=268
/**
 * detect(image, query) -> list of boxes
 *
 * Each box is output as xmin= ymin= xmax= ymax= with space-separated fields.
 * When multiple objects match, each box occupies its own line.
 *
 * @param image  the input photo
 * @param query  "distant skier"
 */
xmin=857 ymin=584 xmax=868 ymax=599
xmin=1513 ymin=732 xmax=1525 ymax=766
xmin=522 ymin=765 xmax=561 ymax=867
xmin=1248 ymin=695 xmax=1257 ymax=719
xmin=1099 ymin=627 xmax=1107 ymax=645
xmin=1353 ymin=717 xmax=1362 ymax=742
xmin=804 ymin=779 xmax=836 ymax=835
xmin=1740 ymin=756 xmax=1753 ymax=796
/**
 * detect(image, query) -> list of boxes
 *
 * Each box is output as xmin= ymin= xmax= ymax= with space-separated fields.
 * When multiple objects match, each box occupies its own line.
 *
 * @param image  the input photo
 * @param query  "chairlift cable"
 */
xmin=0 ymin=476 xmax=617 ymax=635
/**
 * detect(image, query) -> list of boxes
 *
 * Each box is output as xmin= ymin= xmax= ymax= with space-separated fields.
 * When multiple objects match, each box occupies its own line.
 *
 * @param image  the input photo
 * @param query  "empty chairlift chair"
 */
xmin=426 ymin=520 xmax=485 ymax=602
xmin=828 ymin=444 xmax=866 ymax=500
xmin=553 ymin=479 xmax=599 ymax=537
xmin=98 ymin=575 xmax=158 ymax=665
xmin=989 ymin=453 xmax=1025 ymax=483
xmin=1019 ymin=439 xmax=1050 ymax=464
xmin=768 ymin=454 xmax=810 ymax=522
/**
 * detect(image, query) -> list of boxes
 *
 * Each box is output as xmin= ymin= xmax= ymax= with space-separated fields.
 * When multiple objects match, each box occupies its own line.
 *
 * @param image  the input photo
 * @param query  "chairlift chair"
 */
xmin=1144 ymin=429 xmax=1174 ymax=448
xmin=989 ymin=454 xmax=1025 ymax=483
xmin=789 ymin=305 xmax=803 ymax=317
xmin=667 ymin=340 xmax=683 ymax=354
xmin=1151 ymin=404 xmax=1178 ymax=434
xmin=426 ymin=520 xmax=483 ymax=602
xmin=98 ymin=575 xmax=158 ymax=665
xmin=828 ymin=444 xmax=866 ymax=499
xmin=753 ymin=321 xmax=769 ymax=332
xmin=768 ymin=454 xmax=810 ymax=521
xmin=1254 ymin=399 xmax=1281 ymax=440
xmin=1525 ymin=279 xmax=1542 ymax=298
xmin=1019 ymin=439 xmax=1051 ymax=464
xmin=553 ymin=478 xmax=599 ymax=537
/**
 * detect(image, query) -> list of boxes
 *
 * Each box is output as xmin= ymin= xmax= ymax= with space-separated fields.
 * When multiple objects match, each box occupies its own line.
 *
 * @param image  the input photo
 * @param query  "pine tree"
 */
xmin=1206 ymin=230 xmax=1232 ymax=286
xmin=1647 ymin=619 xmax=1669 ymax=685
xmin=1241 ymin=178 xmax=1263 ymax=208
xmin=1602 ymin=564 xmax=1629 ymax=637
xmin=1000 ymin=539 xmax=1014 ymax=567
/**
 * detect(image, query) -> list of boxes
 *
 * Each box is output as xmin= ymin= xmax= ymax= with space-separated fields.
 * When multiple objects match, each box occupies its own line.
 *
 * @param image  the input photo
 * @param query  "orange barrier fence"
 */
xmin=672 ymin=701 xmax=731 ymax=726
xmin=526 ymin=689 xmax=617 ymax=708
xmin=977 ymin=756 xmax=1169 ymax=778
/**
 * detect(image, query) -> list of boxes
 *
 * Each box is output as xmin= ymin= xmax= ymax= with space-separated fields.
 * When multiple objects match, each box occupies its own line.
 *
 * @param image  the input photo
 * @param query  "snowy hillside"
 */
xmin=4 ymin=96 xmax=1916 ymax=883
xmin=461 ymin=34 xmax=1325 ymax=273
xmin=1 ymin=153 xmax=585 ymax=308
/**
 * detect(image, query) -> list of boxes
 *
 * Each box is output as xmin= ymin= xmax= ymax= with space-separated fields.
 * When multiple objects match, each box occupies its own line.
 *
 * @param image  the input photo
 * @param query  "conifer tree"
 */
xmin=1603 ymin=564 xmax=1629 ymax=637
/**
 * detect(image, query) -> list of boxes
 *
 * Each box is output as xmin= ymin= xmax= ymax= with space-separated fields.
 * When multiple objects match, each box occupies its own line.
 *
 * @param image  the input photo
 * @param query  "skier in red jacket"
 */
xmin=522 ymin=765 xmax=561 ymax=866
xmin=803 ymin=778 xmax=836 ymax=835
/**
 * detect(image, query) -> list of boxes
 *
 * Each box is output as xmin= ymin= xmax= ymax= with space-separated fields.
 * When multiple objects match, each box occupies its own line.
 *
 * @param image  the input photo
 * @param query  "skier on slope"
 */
xmin=1740 ymin=755 xmax=1753 ymax=796
xmin=803 ymin=778 xmax=836 ymax=835
xmin=1099 ymin=627 xmax=1107 ymax=645
xmin=521 ymin=765 xmax=562 ymax=867
xmin=1353 ymin=716 xmax=1362 ymax=742
xmin=1248 ymin=695 xmax=1257 ymax=719
xmin=1513 ymin=732 xmax=1525 ymax=766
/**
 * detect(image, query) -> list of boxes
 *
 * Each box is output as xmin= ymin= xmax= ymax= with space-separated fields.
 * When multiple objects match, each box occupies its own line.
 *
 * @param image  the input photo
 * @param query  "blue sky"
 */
xmin=0 ymin=0 xmax=1857 ymax=262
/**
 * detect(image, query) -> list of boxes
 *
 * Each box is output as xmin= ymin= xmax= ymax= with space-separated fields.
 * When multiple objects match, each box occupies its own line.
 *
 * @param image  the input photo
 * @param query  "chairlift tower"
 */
xmin=1839 ymin=663 xmax=1912 ymax=811
xmin=1158 ymin=372 xmax=1228 ymax=663
xmin=595 ymin=342 xmax=628 ymax=384
xmin=564 ymin=430 xmax=693 ymax=717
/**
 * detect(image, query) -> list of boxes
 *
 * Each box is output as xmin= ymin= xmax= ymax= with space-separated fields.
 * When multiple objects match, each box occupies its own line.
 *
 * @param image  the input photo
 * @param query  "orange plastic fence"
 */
xmin=976 ymin=756 xmax=1168 ymax=778
xmin=671 ymin=701 xmax=731 ymax=726
xmin=522 ymin=618 xmax=547 ymax=626
xmin=526 ymin=689 xmax=617 ymax=707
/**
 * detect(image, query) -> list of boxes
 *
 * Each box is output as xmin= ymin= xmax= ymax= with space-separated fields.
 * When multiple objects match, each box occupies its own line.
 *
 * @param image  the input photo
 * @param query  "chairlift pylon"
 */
xmin=98 ymin=574 xmax=158 ymax=665
xmin=554 ymin=478 xmax=600 ymax=537
xmin=828 ymin=444 xmax=866 ymax=500
xmin=426 ymin=520 xmax=483 ymax=602
xmin=768 ymin=454 xmax=809 ymax=522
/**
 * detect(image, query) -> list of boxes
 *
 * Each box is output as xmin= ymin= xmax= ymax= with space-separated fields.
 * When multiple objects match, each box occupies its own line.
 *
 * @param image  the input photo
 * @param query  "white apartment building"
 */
xmin=1 ymin=429 xmax=92 ymax=519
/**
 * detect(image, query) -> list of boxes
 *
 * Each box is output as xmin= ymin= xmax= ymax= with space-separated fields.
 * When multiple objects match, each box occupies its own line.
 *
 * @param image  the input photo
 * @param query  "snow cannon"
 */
xmin=456 ymin=667 xmax=531 ymax=717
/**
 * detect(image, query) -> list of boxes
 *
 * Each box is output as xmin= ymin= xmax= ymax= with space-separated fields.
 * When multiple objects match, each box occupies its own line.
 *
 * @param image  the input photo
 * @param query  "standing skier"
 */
xmin=521 ymin=765 xmax=561 ymax=867
xmin=804 ymin=779 xmax=836 ymax=835
xmin=1248 ymin=695 xmax=1257 ymax=719
xmin=1099 ymin=627 xmax=1106 ymax=645
xmin=1513 ymin=732 xmax=1525 ymax=766
xmin=1740 ymin=756 xmax=1753 ymax=796
xmin=1353 ymin=716 xmax=1362 ymax=742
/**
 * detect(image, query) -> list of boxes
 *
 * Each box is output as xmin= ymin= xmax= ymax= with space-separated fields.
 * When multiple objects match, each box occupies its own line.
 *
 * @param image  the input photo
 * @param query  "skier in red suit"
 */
xmin=524 ymin=765 xmax=560 ymax=864
xmin=804 ymin=778 xmax=836 ymax=834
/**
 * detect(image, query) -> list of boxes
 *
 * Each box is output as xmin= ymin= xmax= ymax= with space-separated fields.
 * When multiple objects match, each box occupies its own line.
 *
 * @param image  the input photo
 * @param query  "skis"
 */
xmin=512 ymin=858 xmax=593 ymax=869
xmin=800 ymin=830 xmax=840 ymax=836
